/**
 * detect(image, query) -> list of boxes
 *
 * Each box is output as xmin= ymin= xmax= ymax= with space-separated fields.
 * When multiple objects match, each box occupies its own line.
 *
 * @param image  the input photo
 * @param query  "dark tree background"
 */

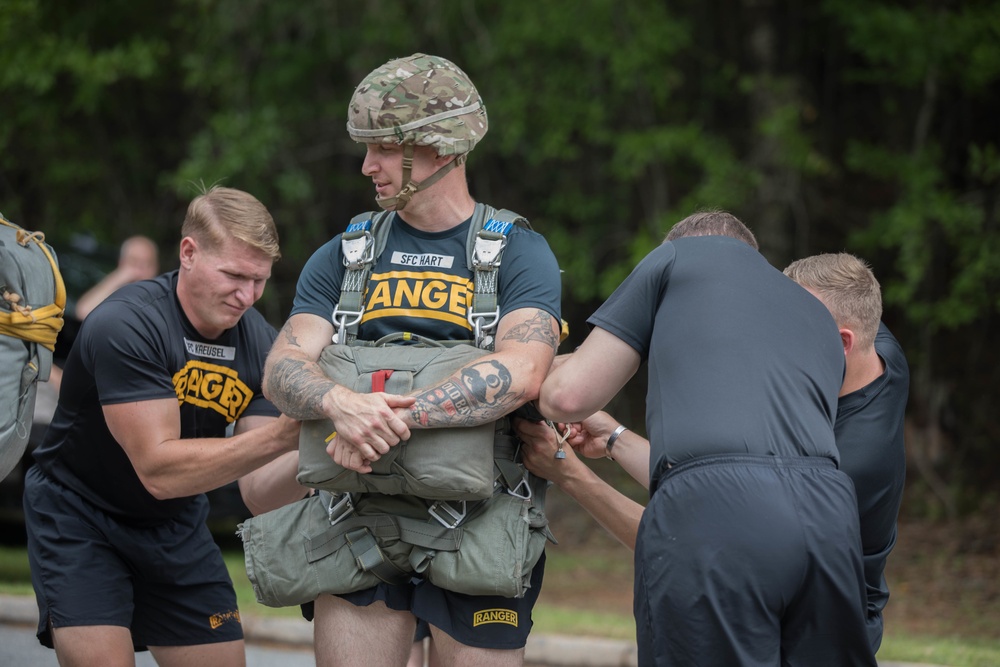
xmin=3 ymin=0 xmax=998 ymax=519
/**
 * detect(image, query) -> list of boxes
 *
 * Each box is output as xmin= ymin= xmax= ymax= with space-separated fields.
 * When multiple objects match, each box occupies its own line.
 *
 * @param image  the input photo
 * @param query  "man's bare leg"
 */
xmin=314 ymin=595 xmax=416 ymax=667
xmin=150 ymin=640 xmax=246 ymax=667
xmin=52 ymin=625 xmax=137 ymax=667
xmin=428 ymin=626 xmax=525 ymax=667
xmin=407 ymin=636 xmax=428 ymax=667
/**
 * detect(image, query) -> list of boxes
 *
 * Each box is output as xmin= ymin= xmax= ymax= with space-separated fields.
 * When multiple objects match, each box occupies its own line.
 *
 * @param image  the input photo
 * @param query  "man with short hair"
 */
xmin=784 ymin=252 xmax=909 ymax=652
xmin=255 ymin=54 xmax=561 ymax=667
xmin=537 ymin=211 xmax=875 ymax=666
xmin=24 ymin=186 xmax=300 ymax=666
xmin=523 ymin=248 xmax=908 ymax=658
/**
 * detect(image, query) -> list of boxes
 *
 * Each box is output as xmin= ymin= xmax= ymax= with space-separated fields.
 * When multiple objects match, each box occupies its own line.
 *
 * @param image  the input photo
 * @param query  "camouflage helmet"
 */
xmin=347 ymin=53 xmax=488 ymax=157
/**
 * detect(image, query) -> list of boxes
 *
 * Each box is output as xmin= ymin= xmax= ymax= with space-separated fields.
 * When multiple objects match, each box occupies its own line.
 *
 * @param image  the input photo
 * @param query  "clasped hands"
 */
xmin=323 ymin=390 xmax=416 ymax=473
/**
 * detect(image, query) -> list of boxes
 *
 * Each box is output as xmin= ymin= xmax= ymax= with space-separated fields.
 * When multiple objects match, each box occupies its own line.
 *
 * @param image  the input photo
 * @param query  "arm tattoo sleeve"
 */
xmin=266 ymin=358 xmax=333 ymax=420
xmin=409 ymin=359 xmax=524 ymax=427
xmin=501 ymin=310 xmax=558 ymax=351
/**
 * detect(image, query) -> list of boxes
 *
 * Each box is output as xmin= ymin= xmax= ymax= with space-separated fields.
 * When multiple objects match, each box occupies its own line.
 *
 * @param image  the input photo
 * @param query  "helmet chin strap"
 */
xmin=375 ymin=144 xmax=467 ymax=211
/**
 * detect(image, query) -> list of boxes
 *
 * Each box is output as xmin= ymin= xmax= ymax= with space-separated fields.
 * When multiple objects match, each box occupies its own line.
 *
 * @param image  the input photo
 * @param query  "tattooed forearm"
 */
xmin=266 ymin=358 xmax=333 ymax=420
xmin=501 ymin=310 xmax=558 ymax=350
xmin=409 ymin=359 xmax=525 ymax=427
xmin=281 ymin=325 xmax=300 ymax=348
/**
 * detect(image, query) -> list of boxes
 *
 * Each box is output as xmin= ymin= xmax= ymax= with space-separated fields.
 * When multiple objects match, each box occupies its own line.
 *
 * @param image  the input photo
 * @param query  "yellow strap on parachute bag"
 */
xmin=0 ymin=218 xmax=66 ymax=351
xmin=0 ymin=215 xmax=66 ymax=480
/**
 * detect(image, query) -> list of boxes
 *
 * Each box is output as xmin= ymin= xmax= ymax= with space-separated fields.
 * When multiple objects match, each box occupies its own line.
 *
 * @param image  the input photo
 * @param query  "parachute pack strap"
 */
xmin=0 ymin=217 xmax=67 ymax=352
xmin=489 ymin=428 xmax=535 ymax=499
xmin=334 ymin=211 xmax=394 ymax=345
xmin=304 ymin=513 xmax=409 ymax=584
xmin=344 ymin=527 xmax=411 ymax=585
xmin=305 ymin=509 xmax=463 ymax=556
xmin=396 ymin=515 xmax=464 ymax=551
xmin=466 ymin=206 xmax=529 ymax=350
xmin=306 ymin=513 xmax=389 ymax=561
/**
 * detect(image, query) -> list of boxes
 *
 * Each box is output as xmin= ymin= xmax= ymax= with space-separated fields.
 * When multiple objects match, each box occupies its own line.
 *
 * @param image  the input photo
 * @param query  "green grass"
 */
xmin=0 ymin=545 xmax=34 ymax=596
xmin=4 ymin=545 xmax=1000 ymax=666
xmin=877 ymin=634 xmax=1000 ymax=667
xmin=529 ymin=605 xmax=637 ymax=640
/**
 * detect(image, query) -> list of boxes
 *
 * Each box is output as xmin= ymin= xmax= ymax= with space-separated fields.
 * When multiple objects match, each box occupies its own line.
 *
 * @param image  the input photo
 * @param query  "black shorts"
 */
xmin=304 ymin=554 xmax=546 ymax=650
xmin=634 ymin=454 xmax=875 ymax=667
xmin=414 ymin=618 xmax=431 ymax=641
xmin=23 ymin=465 xmax=243 ymax=650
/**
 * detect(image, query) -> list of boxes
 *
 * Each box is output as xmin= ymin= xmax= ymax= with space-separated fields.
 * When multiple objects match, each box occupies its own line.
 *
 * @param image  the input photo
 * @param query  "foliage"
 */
xmin=823 ymin=0 xmax=1000 ymax=503
xmin=0 ymin=0 xmax=189 ymax=245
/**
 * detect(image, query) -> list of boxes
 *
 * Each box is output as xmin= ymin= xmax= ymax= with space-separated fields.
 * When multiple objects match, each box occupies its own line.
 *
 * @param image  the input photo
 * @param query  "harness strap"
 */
xmin=333 ymin=210 xmax=393 ymax=345
xmin=306 ymin=510 xmax=471 ymax=589
xmin=492 ymin=432 xmax=529 ymax=495
xmin=334 ymin=204 xmax=530 ymax=350
xmin=306 ymin=512 xmax=466 ymax=561
xmin=467 ymin=207 xmax=529 ymax=350
xmin=344 ymin=527 xmax=410 ymax=585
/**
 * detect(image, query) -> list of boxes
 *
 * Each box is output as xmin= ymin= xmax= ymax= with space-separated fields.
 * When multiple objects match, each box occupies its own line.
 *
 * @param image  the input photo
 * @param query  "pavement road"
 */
xmin=0 ymin=622 xmax=316 ymax=667
xmin=0 ymin=595 xmax=634 ymax=667
xmin=0 ymin=595 xmax=946 ymax=667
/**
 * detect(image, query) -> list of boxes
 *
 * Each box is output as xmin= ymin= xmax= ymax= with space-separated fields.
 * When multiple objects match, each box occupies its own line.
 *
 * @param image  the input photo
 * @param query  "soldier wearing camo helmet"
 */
xmin=347 ymin=53 xmax=488 ymax=210
xmin=255 ymin=53 xmax=563 ymax=666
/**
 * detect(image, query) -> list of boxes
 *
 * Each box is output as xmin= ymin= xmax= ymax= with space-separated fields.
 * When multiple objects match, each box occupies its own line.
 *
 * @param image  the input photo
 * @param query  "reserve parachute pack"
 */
xmin=0 ymin=214 xmax=65 ymax=480
xmin=297 ymin=202 xmax=533 ymax=498
xmin=240 ymin=203 xmax=556 ymax=604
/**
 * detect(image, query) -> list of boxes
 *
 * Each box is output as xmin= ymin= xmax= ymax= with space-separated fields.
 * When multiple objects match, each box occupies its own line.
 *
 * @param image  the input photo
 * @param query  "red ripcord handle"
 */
xmin=371 ymin=369 xmax=394 ymax=393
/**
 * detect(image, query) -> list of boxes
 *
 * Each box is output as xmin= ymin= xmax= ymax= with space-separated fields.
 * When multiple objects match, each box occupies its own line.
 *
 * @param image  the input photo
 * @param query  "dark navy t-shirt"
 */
xmin=33 ymin=271 xmax=279 ymax=524
xmin=291 ymin=212 xmax=561 ymax=341
xmin=588 ymin=236 xmax=845 ymax=488
xmin=835 ymin=323 xmax=909 ymax=642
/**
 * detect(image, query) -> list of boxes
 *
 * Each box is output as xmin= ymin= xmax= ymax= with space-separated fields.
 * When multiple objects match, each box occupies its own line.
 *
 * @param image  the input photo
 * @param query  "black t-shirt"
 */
xmin=290 ymin=213 xmax=561 ymax=341
xmin=33 ymin=271 xmax=279 ymax=525
xmin=589 ymin=236 xmax=845 ymax=488
xmin=836 ymin=323 xmax=909 ymax=619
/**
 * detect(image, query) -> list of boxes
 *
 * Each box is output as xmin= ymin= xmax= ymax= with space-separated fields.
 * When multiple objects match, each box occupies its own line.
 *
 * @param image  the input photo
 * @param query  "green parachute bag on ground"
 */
xmin=0 ymin=214 xmax=65 ymax=481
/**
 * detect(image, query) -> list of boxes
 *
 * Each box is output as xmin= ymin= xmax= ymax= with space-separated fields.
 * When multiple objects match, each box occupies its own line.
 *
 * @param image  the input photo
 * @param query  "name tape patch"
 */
xmin=390 ymin=251 xmax=454 ymax=269
xmin=185 ymin=338 xmax=236 ymax=361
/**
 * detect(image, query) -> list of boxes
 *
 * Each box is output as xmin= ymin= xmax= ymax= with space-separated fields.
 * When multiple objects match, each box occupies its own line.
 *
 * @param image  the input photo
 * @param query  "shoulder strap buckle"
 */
xmin=472 ymin=233 xmax=507 ymax=270
xmin=341 ymin=228 xmax=375 ymax=270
